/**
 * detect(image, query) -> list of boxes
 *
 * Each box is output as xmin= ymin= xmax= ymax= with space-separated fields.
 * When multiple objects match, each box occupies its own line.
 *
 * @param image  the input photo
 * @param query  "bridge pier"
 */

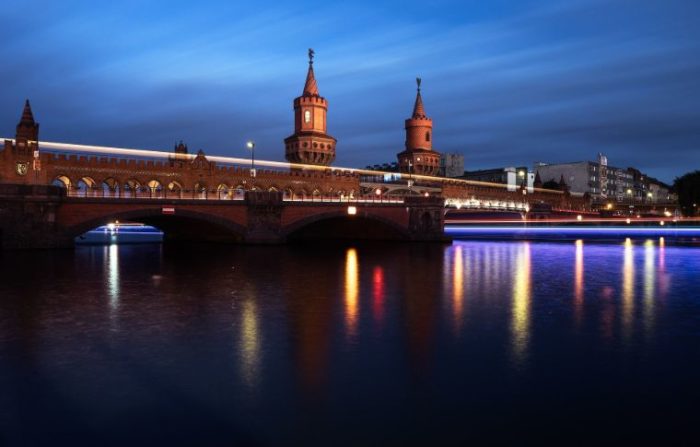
xmin=0 ymin=184 xmax=72 ymax=249
xmin=245 ymin=191 xmax=285 ymax=244
xmin=405 ymin=196 xmax=448 ymax=242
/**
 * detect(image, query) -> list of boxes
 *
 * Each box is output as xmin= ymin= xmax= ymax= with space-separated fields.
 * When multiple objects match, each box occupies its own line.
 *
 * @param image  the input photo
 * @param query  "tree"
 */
xmin=673 ymin=170 xmax=700 ymax=216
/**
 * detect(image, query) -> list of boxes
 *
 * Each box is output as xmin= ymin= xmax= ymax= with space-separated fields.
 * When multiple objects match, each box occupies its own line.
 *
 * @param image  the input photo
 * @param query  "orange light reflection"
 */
xmin=345 ymin=248 xmax=359 ymax=338
xmin=452 ymin=245 xmax=464 ymax=333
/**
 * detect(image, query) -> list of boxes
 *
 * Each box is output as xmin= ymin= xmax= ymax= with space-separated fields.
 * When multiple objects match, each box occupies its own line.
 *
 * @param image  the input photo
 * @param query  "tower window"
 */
xmin=304 ymin=110 xmax=311 ymax=123
xmin=426 ymin=131 xmax=431 ymax=142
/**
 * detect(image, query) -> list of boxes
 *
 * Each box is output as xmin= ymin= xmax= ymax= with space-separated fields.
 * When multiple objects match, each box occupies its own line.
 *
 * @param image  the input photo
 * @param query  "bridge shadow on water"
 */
xmin=286 ymin=215 xmax=408 ymax=241
xmin=76 ymin=213 xmax=415 ymax=245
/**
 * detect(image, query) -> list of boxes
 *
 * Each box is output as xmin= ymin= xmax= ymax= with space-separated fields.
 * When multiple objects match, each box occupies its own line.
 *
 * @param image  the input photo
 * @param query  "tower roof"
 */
xmin=19 ymin=99 xmax=35 ymax=125
xmin=412 ymin=77 xmax=426 ymax=119
xmin=303 ymin=48 xmax=319 ymax=96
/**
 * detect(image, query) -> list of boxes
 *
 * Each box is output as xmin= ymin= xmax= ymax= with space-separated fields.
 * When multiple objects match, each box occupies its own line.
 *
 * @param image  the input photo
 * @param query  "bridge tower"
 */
xmin=397 ymin=78 xmax=441 ymax=176
xmin=284 ymin=49 xmax=337 ymax=166
xmin=1 ymin=100 xmax=40 ymax=184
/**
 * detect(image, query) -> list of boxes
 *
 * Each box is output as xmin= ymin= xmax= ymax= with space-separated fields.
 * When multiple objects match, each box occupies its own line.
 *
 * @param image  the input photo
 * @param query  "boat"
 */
xmin=75 ymin=222 xmax=163 ymax=245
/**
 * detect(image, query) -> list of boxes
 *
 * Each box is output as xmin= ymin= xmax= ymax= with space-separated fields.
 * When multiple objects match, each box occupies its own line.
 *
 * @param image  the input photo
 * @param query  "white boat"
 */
xmin=75 ymin=222 xmax=163 ymax=245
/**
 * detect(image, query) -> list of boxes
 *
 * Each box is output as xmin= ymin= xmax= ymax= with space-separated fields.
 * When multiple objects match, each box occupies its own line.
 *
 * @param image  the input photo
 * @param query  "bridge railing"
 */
xmin=64 ymin=187 xmax=406 ymax=204
xmin=66 ymin=187 xmax=246 ymax=200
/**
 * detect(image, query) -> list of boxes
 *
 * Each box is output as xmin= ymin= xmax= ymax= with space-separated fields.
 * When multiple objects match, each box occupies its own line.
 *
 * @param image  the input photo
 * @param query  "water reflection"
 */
xmin=643 ymin=240 xmax=656 ymax=334
xmin=658 ymin=237 xmax=670 ymax=301
xmin=622 ymin=238 xmax=635 ymax=339
xmin=372 ymin=266 xmax=385 ymax=327
xmin=239 ymin=299 xmax=261 ymax=388
xmin=574 ymin=240 xmax=584 ymax=326
xmin=511 ymin=243 xmax=532 ymax=365
xmin=105 ymin=243 xmax=119 ymax=310
xmin=344 ymin=248 xmax=359 ymax=339
xmin=452 ymin=245 xmax=464 ymax=333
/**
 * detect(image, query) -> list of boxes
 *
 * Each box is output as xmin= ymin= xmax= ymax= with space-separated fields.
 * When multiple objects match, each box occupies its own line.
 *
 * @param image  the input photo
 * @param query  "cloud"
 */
xmin=1 ymin=0 xmax=698 ymax=182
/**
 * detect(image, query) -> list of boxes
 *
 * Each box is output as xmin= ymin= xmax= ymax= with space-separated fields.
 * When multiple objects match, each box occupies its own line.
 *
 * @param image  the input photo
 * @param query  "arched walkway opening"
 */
xmin=217 ymin=183 xmax=231 ymax=199
xmin=123 ymin=179 xmax=141 ymax=198
xmin=77 ymin=177 xmax=97 ymax=197
xmin=147 ymin=180 xmax=163 ymax=198
xmin=168 ymin=181 xmax=183 ymax=198
xmin=194 ymin=182 xmax=207 ymax=199
xmin=102 ymin=178 xmax=119 ymax=198
xmin=52 ymin=175 xmax=71 ymax=191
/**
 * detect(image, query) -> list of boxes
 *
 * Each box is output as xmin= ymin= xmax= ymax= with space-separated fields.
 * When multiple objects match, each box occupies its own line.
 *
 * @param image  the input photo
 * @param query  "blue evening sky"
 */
xmin=1 ymin=0 xmax=699 ymax=182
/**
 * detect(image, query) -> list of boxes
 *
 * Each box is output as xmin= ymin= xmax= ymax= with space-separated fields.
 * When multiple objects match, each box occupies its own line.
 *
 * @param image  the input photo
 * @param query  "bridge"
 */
xmin=0 ymin=99 xmax=588 ymax=249
xmin=0 ymin=139 xmax=587 ymax=249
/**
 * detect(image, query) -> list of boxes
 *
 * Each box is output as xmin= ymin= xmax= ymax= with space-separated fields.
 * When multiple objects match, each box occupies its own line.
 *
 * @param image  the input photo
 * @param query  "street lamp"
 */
xmin=246 ymin=140 xmax=256 ymax=178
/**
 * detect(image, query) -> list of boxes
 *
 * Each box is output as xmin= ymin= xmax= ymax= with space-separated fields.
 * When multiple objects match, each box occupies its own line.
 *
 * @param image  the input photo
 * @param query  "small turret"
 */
xmin=174 ymin=140 xmax=188 ymax=154
xmin=16 ymin=99 xmax=39 ymax=143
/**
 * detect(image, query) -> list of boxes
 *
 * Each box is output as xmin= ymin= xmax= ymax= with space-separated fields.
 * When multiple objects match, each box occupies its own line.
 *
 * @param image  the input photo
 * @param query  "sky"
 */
xmin=1 ymin=0 xmax=699 ymax=183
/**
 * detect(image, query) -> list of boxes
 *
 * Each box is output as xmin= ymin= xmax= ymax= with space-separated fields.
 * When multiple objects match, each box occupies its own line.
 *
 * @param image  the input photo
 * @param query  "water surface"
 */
xmin=1 ymin=239 xmax=699 ymax=445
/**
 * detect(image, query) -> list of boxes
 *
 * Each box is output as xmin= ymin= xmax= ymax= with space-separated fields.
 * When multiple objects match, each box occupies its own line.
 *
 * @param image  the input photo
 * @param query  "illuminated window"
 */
xmin=304 ymin=110 xmax=311 ymax=123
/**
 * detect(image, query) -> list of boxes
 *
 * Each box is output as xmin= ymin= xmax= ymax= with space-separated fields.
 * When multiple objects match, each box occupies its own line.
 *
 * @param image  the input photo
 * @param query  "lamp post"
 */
xmin=246 ymin=140 xmax=256 ymax=179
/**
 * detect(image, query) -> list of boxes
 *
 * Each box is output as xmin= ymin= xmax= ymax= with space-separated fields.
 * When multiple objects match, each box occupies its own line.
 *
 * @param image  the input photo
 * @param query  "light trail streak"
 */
xmin=446 ymin=218 xmax=696 ymax=225
xmin=445 ymin=226 xmax=700 ymax=236
xmin=1 ymin=137 xmax=564 ymax=194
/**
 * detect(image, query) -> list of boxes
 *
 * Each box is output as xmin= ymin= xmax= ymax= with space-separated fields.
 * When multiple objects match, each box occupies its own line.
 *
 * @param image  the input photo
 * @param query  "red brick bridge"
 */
xmin=0 ymin=99 xmax=588 ymax=248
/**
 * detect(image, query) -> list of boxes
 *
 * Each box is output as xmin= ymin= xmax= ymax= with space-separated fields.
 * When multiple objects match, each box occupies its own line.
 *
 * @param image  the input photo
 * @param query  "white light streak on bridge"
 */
xmin=0 ymin=138 xmax=564 ymax=195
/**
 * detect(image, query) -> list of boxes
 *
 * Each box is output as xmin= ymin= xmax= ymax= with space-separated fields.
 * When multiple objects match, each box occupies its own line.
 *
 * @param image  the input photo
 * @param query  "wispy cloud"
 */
xmin=1 ymin=0 xmax=698 ymax=181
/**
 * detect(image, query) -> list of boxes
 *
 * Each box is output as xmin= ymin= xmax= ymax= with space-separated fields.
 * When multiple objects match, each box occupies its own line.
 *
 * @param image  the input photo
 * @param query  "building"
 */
xmin=397 ymin=78 xmax=441 ymax=176
xmin=439 ymin=153 xmax=464 ymax=178
xmin=534 ymin=154 xmax=677 ymax=207
xmin=646 ymin=177 xmax=675 ymax=203
xmin=284 ymin=49 xmax=336 ymax=166
xmin=460 ymin=166 xmax=535 ymax=192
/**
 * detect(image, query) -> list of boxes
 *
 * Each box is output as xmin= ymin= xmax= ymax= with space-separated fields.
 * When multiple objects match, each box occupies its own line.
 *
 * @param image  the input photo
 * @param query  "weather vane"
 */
xmin=416 ymin=77 xmax=422 ymax=91
xmin=308 ymin=48 xmax=315 ymax=65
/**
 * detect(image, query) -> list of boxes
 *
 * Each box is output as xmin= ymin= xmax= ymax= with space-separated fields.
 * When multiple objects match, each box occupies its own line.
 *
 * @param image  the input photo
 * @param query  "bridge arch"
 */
xmin=52 ymin=175 xmax=71 ymax=189
xmin=194 ymin=182 xmax=207 ymax=199
xmin=123 ymin=179 xmax=141 ymax=198
xmin=217 ymin=183 xmax=231 ymax=199
xmin=283 ymin=210 xmax=410 ymax=241
xmin=76 ymin=176 xmax=97 ymax=197
xmin=168 ymin=180 xmax=183 ymax=198
xmin=147 ymin=179 xmax=164 ymax=198
xmin=66 ymin=208 xmax=247 ymax=243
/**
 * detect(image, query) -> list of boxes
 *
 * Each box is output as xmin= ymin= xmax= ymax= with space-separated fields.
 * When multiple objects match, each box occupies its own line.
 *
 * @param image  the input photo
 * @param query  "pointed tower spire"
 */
xmin=303 ymin=48 xmax=319 ymax=96
xmin=412 ymin=77 xmax=426 ymax=118
xmin=20 ymin=99 xmax=35 ymax=125
xmin=16 ymin=99 xmax=39 ymax=142
xmin=534 ymin=171 xmax=543 ymax=188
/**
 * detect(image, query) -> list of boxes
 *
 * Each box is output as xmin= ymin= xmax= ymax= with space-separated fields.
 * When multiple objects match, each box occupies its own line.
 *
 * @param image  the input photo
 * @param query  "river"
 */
xmin=1 ymin=238 xmax=699 ymax=445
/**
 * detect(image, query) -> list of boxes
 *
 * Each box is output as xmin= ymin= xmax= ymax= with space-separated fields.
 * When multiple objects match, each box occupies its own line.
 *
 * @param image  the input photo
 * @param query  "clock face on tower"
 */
xmin=15 ymin=161 xmax=28 ymax=176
